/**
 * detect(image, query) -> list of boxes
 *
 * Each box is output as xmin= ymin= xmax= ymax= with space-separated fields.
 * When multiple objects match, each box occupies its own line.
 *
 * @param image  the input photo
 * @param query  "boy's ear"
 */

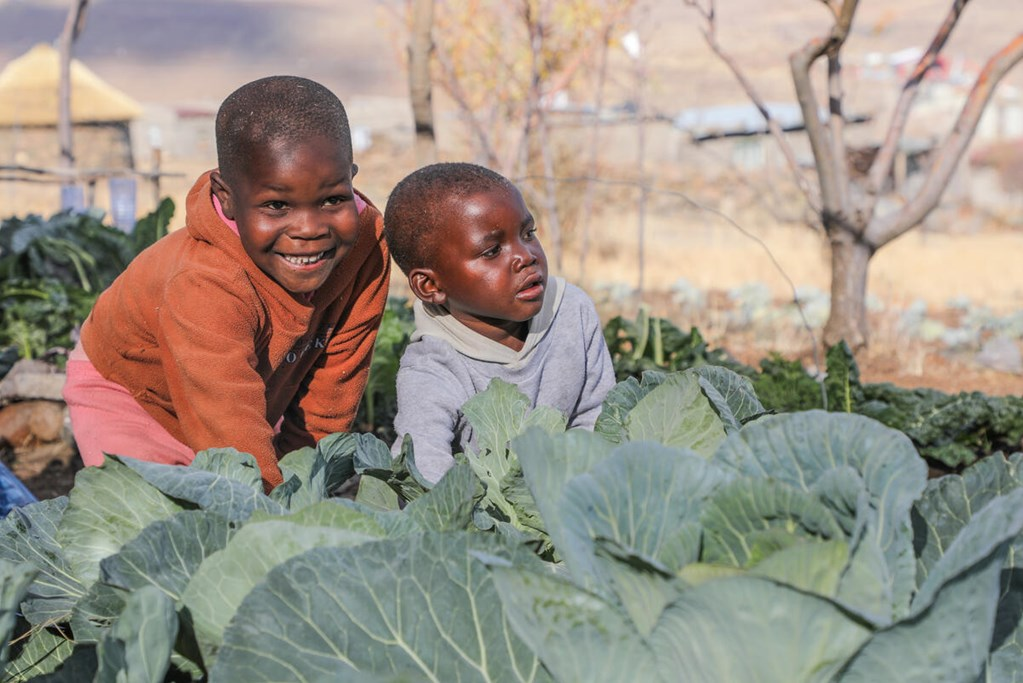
xmin=209 ymin=171 xmax=236 ymax=220
xmin=408 ymin=268 xmax=446 ymax=306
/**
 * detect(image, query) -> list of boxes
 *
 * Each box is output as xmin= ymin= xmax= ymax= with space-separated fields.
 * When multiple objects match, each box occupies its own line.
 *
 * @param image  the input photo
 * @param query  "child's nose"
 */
xmin=512 ymin=243 xmax=538 ymax=269
xmin=291 ymin=210 xmax=329 ymax=239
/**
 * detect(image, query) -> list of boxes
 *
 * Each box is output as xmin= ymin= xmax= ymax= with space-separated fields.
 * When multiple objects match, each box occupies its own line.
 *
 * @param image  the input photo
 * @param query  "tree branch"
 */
xmin=866 ymin=33 xmax=1023 ymax=247
xmin=512 ymin=0 xmax=542 ymax=178
xmin=683 ymin=0 xmax=821 ymax=214
xmin=789 ymin=0 xmax=858 ymax=223
xmin=827 ymin=55 xmax=850 ymax=210
xmin=542 ymin=1 xmax=634 ymax=98
xmin=431 ymin=45 xmax=503 ymax=169
xmin=865 ymin=0 xmax=970 ymax=200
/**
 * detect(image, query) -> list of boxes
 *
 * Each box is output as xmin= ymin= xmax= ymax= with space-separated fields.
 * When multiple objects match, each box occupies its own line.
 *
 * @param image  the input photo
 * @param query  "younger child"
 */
xmin=383 ymin=162 xmax=615 ymax=484
xmin=62 ymin=76 xmax=390 ymax=490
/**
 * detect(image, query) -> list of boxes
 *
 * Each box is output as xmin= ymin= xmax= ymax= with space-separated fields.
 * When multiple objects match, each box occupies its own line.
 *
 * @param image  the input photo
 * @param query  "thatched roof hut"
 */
xmin=0 ymin=43 xmax=142 ymax=127
xmin=0 ymin=43 xmax=142 ymax=171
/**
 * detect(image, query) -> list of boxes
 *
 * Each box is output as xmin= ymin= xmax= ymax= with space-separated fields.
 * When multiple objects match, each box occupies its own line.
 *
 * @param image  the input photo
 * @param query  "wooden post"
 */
xmin=57 ymin=0 xmax=90 ymax=206
xmin=150 ymin=146 xmax=162 ymax=209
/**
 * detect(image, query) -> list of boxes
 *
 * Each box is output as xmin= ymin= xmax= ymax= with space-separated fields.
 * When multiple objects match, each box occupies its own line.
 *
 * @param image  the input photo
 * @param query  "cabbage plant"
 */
xmin=1 ymin=367 xmax=1022 ymax=682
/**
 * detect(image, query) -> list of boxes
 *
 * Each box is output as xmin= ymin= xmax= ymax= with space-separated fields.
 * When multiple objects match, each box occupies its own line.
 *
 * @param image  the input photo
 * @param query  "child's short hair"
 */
xmin=215 ymin=76 xmax=352 ymax=184
xmin=384 ymin=162 xmax=515 ymax=274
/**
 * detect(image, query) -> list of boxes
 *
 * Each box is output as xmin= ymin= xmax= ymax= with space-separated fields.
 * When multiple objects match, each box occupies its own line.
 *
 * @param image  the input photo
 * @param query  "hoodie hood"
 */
xmin=184 ymin=170 xmax=372 ymax=316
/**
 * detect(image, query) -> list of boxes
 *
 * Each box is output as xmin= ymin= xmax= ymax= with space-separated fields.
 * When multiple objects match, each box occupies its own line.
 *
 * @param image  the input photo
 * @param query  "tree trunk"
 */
xmin=823 ymin=231 xmax=872 ymax=350
xmin=408 ymin=0 xmax=436 ymax=166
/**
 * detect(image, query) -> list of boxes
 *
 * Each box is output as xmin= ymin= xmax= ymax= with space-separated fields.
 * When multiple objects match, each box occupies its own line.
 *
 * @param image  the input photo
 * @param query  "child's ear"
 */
xmin=209 ymin=171 xmax=235 ymax=220
xmin=408 ymin=268 xmax=446 ymax=306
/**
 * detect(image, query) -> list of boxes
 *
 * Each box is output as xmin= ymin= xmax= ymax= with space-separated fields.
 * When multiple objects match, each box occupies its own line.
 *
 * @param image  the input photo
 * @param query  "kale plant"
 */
xmin=0 ymin=202 xmax=174 ymax=367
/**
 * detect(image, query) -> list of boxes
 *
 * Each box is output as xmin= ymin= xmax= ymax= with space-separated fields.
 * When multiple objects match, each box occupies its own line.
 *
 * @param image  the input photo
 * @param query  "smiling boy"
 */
xmin=383 ymin=162 xmax=615 ymax=484
xmin=62 ymin=76 xmax=389 ymax=490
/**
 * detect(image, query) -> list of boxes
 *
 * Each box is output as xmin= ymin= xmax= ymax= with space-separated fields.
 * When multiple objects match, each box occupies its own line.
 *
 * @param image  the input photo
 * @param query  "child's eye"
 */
xmin=482 ymin=245 xmax=500 ymax=258
xmin=323 ymin=195 xmax=348 ymax=207
xmin=524 ymin=227 xmax=538 ymax=239
xmin=264 ymin=200 xmax=287 ymax=211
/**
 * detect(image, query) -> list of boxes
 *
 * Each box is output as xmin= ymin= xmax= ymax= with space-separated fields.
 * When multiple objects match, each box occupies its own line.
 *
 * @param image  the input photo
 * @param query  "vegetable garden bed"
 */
xmin=2 ymin=368 xmax=1022 ymax=682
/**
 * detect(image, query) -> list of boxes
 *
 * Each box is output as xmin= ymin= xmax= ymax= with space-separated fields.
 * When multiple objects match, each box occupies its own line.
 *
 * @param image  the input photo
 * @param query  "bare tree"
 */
xmin=575 ymin=0 xmax=639 ymax=287
xmin=685 ymin=0 xmax=1023 ymax=349
xmin=621 ymin=29 xmax=649 ymax=297
xmin=58 ymin=0 xmax=90 ymax=176
xmin=425 ymin=0 xmax=638 ymax=269
xmin=408 ymin=0 xmax=437 ymax=166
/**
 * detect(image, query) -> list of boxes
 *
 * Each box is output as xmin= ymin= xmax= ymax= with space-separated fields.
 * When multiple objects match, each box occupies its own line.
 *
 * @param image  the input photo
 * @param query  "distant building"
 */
xmin=671 ymin=102 xmax=871 ymax=172
xmin=0 ymin=43 xmax=142 ymax=172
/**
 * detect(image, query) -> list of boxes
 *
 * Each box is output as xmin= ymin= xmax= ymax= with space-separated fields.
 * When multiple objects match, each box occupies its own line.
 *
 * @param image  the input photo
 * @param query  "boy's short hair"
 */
xmin=215 ymin=76 xmax=352 ymax=184
xmin=384 ymin=162 xmax=515 ymax=274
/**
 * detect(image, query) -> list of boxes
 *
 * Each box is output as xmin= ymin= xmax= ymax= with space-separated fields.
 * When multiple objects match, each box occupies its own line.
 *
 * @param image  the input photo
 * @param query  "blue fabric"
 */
xmin=0 ymin=460 xmax=37 ymax=517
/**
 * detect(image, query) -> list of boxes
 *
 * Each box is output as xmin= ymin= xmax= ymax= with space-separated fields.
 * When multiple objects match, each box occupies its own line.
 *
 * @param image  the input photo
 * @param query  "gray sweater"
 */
xmin=391 ymin=277 xmax=616 ymax=484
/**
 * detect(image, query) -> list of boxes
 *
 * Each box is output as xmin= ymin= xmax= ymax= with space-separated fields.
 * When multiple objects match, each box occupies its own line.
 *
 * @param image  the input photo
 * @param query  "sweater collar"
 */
xmin=411 ymin=276 xmax=565 ymax=363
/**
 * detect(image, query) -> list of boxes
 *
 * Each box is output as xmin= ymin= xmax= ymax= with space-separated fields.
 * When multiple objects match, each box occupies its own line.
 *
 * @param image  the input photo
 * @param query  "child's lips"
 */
xmin=516 ymin=279 xmax=545 ymax=301
xmin=279 ymin=247 xmax=337 ymax=268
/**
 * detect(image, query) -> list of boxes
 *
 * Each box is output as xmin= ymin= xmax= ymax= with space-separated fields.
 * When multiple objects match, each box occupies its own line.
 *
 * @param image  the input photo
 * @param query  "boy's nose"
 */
xmin=512 ymin=246 xmax=538 ymax=270
xmin=291 ymin=210 xmax=329 ymax=239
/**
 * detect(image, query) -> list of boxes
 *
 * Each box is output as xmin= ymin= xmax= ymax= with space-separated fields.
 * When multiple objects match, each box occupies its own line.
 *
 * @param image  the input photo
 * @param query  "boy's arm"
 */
xmin=157 ymin=271 xmax=283 ymax=488
xmin=391 ymin=353 xmax=470 ymax=486
xmin=570 ymin=296 xmax=617 ymax=429
xmin=276 ymin=225 xmax=390 ymax=453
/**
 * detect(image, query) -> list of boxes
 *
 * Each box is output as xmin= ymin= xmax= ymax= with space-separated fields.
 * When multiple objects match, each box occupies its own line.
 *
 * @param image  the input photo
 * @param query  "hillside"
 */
xmin=0 ymin=0 xmax=1018 ymax=111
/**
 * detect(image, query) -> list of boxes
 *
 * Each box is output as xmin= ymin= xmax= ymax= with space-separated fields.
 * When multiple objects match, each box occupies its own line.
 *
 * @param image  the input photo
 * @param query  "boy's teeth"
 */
xmin=284 ymin=252 xmax=323 ymax=265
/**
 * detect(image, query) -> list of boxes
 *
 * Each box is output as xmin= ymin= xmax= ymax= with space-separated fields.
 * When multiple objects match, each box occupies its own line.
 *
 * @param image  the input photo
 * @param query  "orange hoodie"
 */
xmin=79 ymin=171 xmax=390 ymax=488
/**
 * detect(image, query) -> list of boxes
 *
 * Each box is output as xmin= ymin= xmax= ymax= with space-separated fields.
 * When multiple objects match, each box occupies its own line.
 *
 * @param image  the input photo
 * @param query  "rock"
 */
xmin=0 ymin=400 xmax=66 ymax=446
xmin=0 ymin=400 xmax=76 ymax=480
xmin=0 ymin=360 xmax=66 ymax=403
xmin=10 ymin=441 xmax=76 ymax=480
xmin=976 ymin=335 xmax=1023 ymax=374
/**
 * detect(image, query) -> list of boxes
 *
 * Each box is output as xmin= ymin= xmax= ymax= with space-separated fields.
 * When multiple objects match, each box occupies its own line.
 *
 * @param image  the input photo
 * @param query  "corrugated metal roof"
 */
xmin=673 ymin=102 xmax=869 ymax=141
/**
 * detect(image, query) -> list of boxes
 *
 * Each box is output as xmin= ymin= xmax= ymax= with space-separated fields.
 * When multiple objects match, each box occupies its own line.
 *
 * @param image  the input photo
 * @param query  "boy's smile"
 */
xmin=211 ymin=134 xmax=360 ymax=296
xmin=416 ymin=185 xmax=548 ymax=348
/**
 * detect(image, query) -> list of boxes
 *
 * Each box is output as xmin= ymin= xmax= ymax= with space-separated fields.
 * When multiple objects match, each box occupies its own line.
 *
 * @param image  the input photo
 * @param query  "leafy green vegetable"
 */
xmin=212 ymin=533 xmax=552 ymax=682
xmin=603 ymin=309 xmax=744 ymax=381
xmin=94 ymin=586 xmax=177 ymax=683
xmin=0 ymin=202 xmax=174 ymax=366
xmin=1 ymin=560 xmax=38 ymax=665
xmin=356 ymin=296 xmax=414 ymax=440
xmin=2 ymin=372 xmax=1023 ymax=681
xmin=0 ymin=279 xmax=96 ymax=362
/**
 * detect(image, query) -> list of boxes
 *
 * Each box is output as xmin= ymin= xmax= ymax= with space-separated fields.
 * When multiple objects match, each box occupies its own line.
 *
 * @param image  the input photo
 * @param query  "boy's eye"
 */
xmin=323 ymin=195 xmax=347 ymax=207
xmin=264 ymin=200 xmax=287 ymax=211
xmin=524 ymin=227 xmax=538 ymax=239
xmin=482 ymin=245 xmax=500 ymax=258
